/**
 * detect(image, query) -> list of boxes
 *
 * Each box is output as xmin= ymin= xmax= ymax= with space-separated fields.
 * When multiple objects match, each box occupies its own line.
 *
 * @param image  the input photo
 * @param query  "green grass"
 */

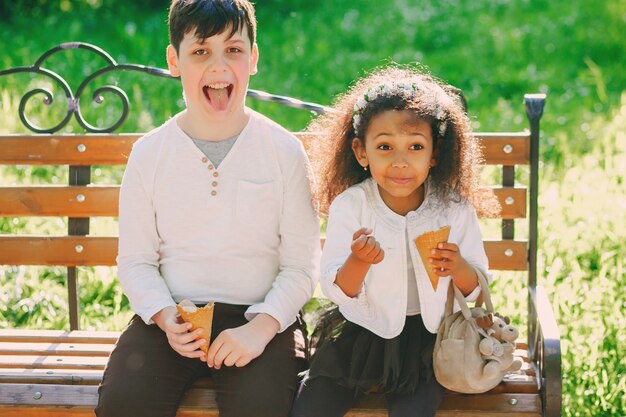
xmin=1 ymin=0 xmax=625 ymax=415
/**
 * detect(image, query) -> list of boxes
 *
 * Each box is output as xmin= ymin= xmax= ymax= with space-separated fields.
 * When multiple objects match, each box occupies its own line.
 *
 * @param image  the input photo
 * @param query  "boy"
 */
xmin=95 ymin=1 xmax=320 ymax=417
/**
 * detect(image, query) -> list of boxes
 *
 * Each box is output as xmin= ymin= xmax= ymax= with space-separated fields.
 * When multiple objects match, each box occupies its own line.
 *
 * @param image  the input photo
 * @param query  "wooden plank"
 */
xmin=0 ymin=408 xmax=98 ymax=417
xmin=0 ymin=343 xmax=113 ymax=357
xmin=0 ymin=187 xmax=119 ymax=217
xmin=0 ymin=132 xmax=527 ymax=166
xmin=0 ymin=237 xmax=527 ymax=270
xmin=0 ymin=406 xmax=219 ymax=417
xmin=0 ymin=385 xmax=539 ymax=416
xmin=0 ymin=186 xmax=524 ymax=219
xmin=484 ymin=240 xmax=528 ymax=271
xmin=0 ymin=383 xmax=99 ymax=407
xmin=493 ymin=187 xmax=527 ymax=219
xmin=0 ymin=369 xmax=103 ymax=385
xmin=477 ymin=133 xmax=530 ymax=166
xmin=0 ymin=135 xmax=137 ymax=165
xmin=0 ymin=356 xmax=107 ymax=370
xmin=0 ymin=368 xmax=537 ymax=395
xmin=0 ymin=236 xmax=117 ymax=266
xmin=438 ymin=393 xmax=541 ymax=416
xmin=0 ymin=330 xmax=120 ymax=344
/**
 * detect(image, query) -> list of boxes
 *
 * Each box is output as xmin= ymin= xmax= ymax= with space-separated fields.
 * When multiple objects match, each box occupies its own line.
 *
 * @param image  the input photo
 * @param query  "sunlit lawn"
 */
xmin=1 ymin=1 xmax=625 ymax=415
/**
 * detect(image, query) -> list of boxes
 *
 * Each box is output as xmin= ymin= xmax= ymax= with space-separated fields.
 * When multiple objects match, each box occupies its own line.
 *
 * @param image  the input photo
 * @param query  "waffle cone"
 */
xmin=414 ymin=225 xmax=451 ymax=290
xmin=176 ymin=301 xmax=215 ymax=354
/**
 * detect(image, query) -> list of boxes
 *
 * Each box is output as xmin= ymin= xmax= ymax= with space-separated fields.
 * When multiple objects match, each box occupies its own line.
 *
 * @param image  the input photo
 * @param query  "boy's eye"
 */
xmin=227 ymin=47 xmax=242 ymax=53
xmin=193 ymin=49 xmax=208 ymax=56
xmin=377 ymin=144 xmax=392 ymax=150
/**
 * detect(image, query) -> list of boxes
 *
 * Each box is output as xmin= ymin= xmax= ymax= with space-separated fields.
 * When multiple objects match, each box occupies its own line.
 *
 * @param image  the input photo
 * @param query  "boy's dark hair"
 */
xmin=169 ymin=0 xmax=257 ymax=53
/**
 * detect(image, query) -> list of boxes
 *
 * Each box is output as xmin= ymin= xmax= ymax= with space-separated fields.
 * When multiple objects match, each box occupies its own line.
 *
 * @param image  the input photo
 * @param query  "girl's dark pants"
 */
xmin=290 ymin=373 xmax=444 ymax=417
xmin=95 ymin=303 xmax=307 ymax=417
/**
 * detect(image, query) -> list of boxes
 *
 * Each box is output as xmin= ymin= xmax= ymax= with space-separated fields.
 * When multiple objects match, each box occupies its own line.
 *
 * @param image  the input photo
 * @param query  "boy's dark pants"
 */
xmin=95 ymin=303 xmax=307 ymax=417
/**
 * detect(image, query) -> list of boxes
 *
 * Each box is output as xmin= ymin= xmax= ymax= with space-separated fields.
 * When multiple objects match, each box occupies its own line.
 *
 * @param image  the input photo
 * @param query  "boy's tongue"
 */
xmin=206 ymin=86 xmax=229 ymax=111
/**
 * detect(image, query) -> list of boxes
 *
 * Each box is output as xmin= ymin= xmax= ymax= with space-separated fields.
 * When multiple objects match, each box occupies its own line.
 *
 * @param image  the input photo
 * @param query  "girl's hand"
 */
xmin=429 ymin=242 xmax=463 ymax=277
xmin=429 ymin=243 xmax=478 ymax=295
xmin=152 ymin=306 xmax=207 ymax=360
xmin=350 ymin=227 xmax=385 ymax=265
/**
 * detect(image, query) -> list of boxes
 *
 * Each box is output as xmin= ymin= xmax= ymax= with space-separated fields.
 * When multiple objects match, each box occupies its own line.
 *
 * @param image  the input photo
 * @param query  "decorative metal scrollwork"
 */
xmin=0 ymin=42 xmax=330 ymax=134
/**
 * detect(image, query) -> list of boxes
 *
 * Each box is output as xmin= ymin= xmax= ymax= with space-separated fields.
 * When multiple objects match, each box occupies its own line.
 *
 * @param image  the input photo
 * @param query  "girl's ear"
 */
xmin=351 ymin=138 xmax=368 ymax=169
xmin=430 ymin=141 xmax=439 ymax=168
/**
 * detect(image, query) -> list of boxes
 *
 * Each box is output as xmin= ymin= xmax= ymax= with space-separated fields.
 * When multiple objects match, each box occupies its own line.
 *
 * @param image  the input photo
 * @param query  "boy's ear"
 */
xmin=351 ymin=138 xmax=368 ymax=169
xmin=166 ymin=45 xmax=181 ymax=77
xmin=249 ymin=43 xmax=259 ymax=76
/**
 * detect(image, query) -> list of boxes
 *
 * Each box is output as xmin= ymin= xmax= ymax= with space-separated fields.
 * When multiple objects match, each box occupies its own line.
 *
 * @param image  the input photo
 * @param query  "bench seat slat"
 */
xmin=0 ymin=369 xmax=104 ymax=385
xmin=0 ymin=383 xmax=99 ymax=407
xmin=0 ymin=356 xmax=107 ymax=370
xmin=0 ymin=330 xmax=120 ymax=344
xmin=0 ymin=354 xmax=533 ymax=376
xmin=0 ymin=342 xmax=113 ymax=357
xmin=0 ymin=385 xmax=540 ymax=416
xmin=436 ymin=393 xmax=540 ymax=416
xmin=0 ymin=368 xmax=537 ymax=393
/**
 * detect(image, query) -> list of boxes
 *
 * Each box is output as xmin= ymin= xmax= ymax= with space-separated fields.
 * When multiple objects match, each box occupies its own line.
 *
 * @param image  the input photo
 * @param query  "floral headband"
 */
xmin=352 ymin=81 xmax=448 ymax=136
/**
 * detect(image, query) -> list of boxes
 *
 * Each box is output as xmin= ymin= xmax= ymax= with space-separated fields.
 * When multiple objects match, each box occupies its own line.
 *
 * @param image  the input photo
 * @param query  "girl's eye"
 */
xmin=377 ymin=144 xmax=392 ymax=150
xmin=410 ymin=144 xmax=424 ymax=150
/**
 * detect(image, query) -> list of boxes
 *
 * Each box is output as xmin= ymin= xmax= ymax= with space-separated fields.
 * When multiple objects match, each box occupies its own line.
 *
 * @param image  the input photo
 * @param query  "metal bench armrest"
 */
xmin=529 ymin=285 xmax=562 ymax=417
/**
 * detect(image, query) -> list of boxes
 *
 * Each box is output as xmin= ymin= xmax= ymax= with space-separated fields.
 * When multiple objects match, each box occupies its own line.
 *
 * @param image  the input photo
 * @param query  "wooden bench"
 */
xmin=0 ymin=42 xmax=561 ymax=416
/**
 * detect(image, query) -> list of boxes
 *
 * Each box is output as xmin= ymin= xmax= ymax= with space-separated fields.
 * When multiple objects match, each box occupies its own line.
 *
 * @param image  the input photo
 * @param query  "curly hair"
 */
xmin=307 ymin=65 xmax=499 ymax=218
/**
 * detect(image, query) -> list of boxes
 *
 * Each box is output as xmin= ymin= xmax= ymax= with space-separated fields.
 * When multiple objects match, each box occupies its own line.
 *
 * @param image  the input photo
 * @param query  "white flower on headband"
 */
xmin=352 ymin=81 xmax=448 ymax=137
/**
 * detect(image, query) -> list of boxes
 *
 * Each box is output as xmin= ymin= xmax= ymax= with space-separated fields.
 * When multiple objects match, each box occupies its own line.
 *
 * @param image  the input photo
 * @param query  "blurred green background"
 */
xmin=0 ymin=0 xmax=625 ymax=415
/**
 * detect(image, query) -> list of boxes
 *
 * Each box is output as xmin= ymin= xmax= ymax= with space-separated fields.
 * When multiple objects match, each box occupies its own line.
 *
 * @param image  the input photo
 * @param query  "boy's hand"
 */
xmin=206 ymin=313 xmax=279 ymax=369
xmin=152 ymin=306 xmax=207 ymax=360
xmin=350 ymin=227 xmax=385 ymax=265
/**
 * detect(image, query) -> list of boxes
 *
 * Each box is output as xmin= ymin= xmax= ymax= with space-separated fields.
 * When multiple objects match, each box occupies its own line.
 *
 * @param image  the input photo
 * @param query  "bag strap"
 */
xmin=444 ymin=268 xmax=493 ymax=320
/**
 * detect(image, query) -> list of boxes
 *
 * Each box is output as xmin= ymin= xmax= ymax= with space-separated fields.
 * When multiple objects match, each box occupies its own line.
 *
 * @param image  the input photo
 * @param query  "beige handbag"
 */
xmin=433 ymin=272 xmax=520 ymax=393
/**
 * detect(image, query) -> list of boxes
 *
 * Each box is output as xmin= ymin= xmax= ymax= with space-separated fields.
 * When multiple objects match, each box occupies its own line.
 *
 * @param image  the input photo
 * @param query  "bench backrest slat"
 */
xmin=0 ymin=236 xmax=118 ymax=266
xmin=0 ymin=186 xmax=119 ymax=217
xmin=0 ymin=186 xmax=526 ymax=219
xmin=0 ymin=133 xmax=530 ymax=166
xmin=0 ymin=135 xmax=138 ymax=165
xmin=0 ymin=236 xmax=526 ymax=270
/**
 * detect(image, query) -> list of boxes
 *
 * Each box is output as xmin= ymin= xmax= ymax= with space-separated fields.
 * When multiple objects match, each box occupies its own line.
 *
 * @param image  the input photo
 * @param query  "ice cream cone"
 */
xmin=414 ymin=225 xmax=451 ymax=290
xmin=176 ymin=299 xmax=215 ymax=354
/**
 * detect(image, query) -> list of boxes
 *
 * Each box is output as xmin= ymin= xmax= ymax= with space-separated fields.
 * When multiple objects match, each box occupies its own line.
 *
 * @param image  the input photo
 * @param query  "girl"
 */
xmin=291 ymin=66 xmax=499 ymax=417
